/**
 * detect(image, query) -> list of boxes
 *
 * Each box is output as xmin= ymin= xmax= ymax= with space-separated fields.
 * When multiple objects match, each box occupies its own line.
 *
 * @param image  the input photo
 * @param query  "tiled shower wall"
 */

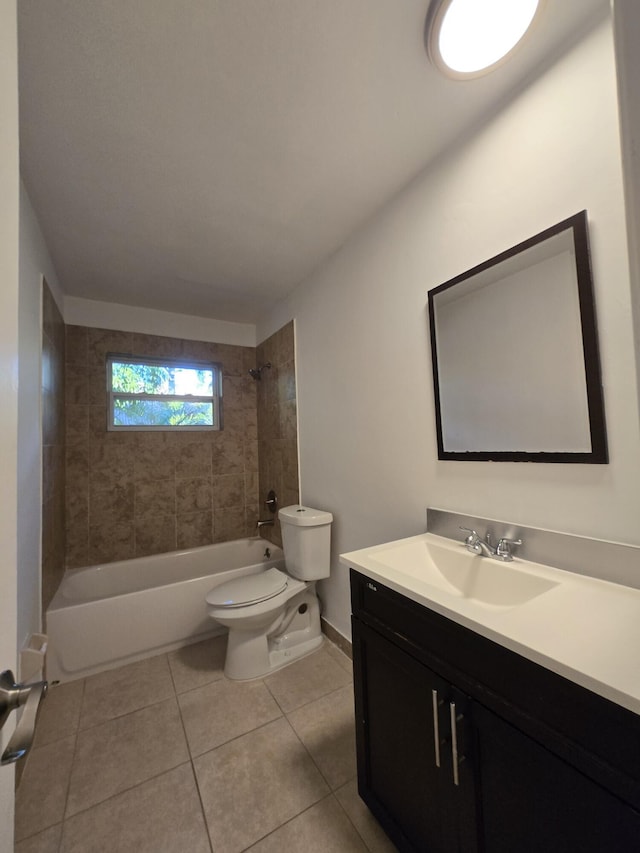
xmin=64 ymin=326 xmax=259 ymax=568
xmin=41 ymin=281 xmax=66 ymax=610
xmin=257 ymin=321 xmax=300 ymax=548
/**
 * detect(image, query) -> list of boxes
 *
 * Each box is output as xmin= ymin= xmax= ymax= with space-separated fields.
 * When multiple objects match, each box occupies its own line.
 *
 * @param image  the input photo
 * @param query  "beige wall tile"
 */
xmin=65 ymin=327 xmax=263 ymax=568
xmin=135 ymin=478 xmax=176 ymax=520
xmin=257 ymin=322 xmax=299 ymax=549
xmin=89 ymin=483 xmax=135 ymax=526
xmin=87 ymin=328 xmax=133 ymax=366
xmin=176 ymin=477 xmax=212 ymax=514
xmin=212 ymin=474 xmax=244 ymax=509
xmin=177 ymin=511 xmax=214 ymax=549
xmin=42 ymin=282 xmax=66 ymax=613
xmin=176 ymin=442 xmax=212 ymax=478
xmin=88 ymin=522 xmax=135 ymax=565
xmin=65 ymin=325 xmax=88 ymax=366
xmin=213 ymin=507 xmax=246 ymax=543
xmin=211 ymin=435 xmax=244 ymax=475
xmin=134 ymin=514 xmax=177 ymax=557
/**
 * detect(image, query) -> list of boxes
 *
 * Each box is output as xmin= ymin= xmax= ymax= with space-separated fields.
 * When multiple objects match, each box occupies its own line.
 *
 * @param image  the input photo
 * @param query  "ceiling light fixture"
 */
xmin=426 ymin=0 xmax=543 ymax=79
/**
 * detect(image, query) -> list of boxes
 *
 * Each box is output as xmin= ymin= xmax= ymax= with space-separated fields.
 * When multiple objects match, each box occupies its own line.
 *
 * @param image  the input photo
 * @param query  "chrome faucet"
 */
xmin=460 ymin=527 xmax=495 ymax=557
xmin=460 ymin=527 xmax=522 ymax=562
xmin=256 ymin=518 xmax=274 ymax=529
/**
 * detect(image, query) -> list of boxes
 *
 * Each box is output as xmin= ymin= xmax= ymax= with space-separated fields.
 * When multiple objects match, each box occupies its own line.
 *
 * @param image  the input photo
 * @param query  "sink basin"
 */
xmin=368 ymin=538 xmax=559 ymax=608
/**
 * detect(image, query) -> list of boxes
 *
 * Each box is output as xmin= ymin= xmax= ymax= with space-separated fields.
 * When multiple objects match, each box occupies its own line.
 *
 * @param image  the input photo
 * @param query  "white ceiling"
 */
xmin=18 ymin=0 xmax=608 ymax=323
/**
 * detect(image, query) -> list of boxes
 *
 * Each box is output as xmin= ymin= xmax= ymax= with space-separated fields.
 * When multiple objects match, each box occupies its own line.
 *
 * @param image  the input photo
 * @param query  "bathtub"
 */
xmin=46 ymin=538 xmax=284 ymax=682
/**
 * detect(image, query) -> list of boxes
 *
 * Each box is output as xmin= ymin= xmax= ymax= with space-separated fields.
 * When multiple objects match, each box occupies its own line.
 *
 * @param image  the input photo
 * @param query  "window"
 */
xmin=106 ymin=355 xmax=222 ymax=431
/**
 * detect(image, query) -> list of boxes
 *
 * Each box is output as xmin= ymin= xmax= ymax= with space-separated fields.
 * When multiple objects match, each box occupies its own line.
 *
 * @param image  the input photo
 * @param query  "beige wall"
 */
xmin=257 ymin=321 xmax=299 ymax=548
xmin=41 ymin=281 xmax=66 ymax=610
xmin=65 ymin=326 xmax=259 ymax=567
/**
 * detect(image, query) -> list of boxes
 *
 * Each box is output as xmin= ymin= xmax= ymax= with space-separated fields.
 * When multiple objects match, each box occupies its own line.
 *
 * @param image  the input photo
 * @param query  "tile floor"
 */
xmin=15 ymin=637 xmax=398 ymax=853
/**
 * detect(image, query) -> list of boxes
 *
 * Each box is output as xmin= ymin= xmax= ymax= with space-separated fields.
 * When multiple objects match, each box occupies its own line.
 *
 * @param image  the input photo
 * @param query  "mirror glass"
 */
xmin=428 ymin=212 xmax=607 ymax=462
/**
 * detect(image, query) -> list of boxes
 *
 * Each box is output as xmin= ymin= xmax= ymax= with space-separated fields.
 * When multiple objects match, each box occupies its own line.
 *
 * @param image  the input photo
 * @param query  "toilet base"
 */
xmin=223 ymin=589 xmax=323 ymax=680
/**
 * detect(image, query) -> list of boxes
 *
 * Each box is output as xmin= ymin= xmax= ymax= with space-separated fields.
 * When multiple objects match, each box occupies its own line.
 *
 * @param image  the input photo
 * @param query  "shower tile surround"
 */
xmin=256 ymin=321 xmax=300 ymax=549
xmin=42 ymin=282 xmax=66 ymax=612
xmin=64 ymin=326 xmax=263 ymax=567
xmin=15 ymin=640 xmax=396 ymax=853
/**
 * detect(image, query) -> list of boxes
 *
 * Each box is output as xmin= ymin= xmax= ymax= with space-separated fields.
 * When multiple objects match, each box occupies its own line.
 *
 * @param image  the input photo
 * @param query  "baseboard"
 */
xmin=320 ymin=617 xmax=352 ymax=660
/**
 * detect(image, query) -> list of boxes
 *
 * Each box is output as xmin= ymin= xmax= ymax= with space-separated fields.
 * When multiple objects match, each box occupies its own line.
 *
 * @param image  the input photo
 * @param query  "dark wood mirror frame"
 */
xmin=428 ymin=211 xmax=608 ymax=463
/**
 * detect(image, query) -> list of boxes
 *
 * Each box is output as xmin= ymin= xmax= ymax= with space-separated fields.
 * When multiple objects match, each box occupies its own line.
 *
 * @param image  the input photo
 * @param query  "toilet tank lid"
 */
xmin=279 ymin=505 xmax=333 ymax=526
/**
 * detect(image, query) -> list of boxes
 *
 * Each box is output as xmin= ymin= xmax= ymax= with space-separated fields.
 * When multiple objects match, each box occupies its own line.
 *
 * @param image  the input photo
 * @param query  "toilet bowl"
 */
xmin=206 ymin=505 xmax=333 ymax=680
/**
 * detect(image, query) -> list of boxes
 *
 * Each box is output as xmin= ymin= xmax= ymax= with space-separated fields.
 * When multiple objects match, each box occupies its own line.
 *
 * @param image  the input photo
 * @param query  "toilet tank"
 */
xmin=279 ymin=505 xmax=333 ymax=581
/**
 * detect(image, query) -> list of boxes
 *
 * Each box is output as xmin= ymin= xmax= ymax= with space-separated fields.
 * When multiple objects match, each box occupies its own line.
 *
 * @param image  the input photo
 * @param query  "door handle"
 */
xmin=0 ymin=670 xmax=48 ymax=765
xmin=449 ymin=700 xmax=465 ymax=787
xmin=432 ymin=689 xmax=443 ymax=768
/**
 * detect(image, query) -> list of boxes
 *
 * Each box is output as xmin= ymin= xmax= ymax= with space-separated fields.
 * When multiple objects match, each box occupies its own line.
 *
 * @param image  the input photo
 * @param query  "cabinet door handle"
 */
xmin=432 ymin=689 xmax=441 ymax=768
xmin=449 ymin=701 xmax=463 ymax=786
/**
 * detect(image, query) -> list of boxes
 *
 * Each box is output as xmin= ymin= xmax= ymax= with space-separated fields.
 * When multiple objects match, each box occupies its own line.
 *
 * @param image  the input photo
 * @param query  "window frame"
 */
xmin=106 ymin=353 xmax=223 ymax=432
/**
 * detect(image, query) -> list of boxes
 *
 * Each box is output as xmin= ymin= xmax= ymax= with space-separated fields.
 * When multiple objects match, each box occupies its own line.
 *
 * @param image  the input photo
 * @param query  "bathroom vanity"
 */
xmin=342 ymin=532 xmax=640 ymax=853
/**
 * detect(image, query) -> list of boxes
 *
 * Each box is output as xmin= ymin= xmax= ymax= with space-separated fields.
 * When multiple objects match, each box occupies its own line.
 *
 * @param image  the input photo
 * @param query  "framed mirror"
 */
xmin=428 ymin=211 xmax=607 ymax=462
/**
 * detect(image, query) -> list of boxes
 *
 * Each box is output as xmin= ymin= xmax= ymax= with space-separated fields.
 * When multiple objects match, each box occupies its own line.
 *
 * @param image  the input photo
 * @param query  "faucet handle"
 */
xmin=495 ymin=537 xmax=523 ymax=561
xmin=459 ymin=526 xmax=478 ymax=543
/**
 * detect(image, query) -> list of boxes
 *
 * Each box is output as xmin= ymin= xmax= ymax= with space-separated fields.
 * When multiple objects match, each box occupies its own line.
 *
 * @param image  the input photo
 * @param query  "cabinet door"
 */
xmin=353 ymin=618 xmax=476 ymax=853
xmin=474 ymin=701 xmax=640 ymax=853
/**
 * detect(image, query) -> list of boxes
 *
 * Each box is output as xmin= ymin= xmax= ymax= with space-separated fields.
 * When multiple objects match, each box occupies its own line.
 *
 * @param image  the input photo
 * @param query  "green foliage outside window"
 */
xmin=108 ymin=357 xmax=219 ymax=429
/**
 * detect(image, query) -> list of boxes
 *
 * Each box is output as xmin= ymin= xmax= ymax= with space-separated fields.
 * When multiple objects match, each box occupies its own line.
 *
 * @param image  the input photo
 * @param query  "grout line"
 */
xmin=187 ymin=703 xmax=284 ymax=762
xmin=75 ymin=690 xmax=177 ymax=735
xmin=59 ymin=760 xmax=194 ymax=825
xmin=22 ymin=636 xmax=359 ymax=850
xmin=187 ymin=760 xmax=215 ymax=853
xmin=237 ymin=792 xmax=335 ymax=852
xmin=56 ymin=675 xmax=86 ymax=845
xmin=332 ymin=787 xmax=378 ymax=853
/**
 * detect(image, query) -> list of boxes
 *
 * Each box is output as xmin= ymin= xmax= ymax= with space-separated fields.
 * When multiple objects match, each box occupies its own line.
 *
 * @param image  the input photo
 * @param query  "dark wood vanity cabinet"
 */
xmin=350 ymin=570 xmax=640 ymax=853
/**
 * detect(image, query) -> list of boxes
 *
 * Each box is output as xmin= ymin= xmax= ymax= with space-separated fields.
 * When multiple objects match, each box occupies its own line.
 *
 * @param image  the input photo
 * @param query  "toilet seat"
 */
xmin=206 ymin=567 xmax=289 ymax=608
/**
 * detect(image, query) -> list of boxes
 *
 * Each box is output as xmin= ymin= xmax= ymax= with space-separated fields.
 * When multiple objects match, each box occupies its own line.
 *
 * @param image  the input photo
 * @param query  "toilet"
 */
xmin=206 ymin=505 xmax=333 ymax=680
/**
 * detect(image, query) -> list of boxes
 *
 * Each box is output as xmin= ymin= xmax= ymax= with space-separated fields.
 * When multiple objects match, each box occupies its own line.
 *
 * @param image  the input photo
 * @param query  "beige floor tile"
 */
xmin=34 ymin=679 xmax=84 ymax=748
xmin=79 ymin=655 xmax=175 ymax=729
xmin=246 ymin=795 xmax=369 ymax=852
xmin=15 ymin=736 xmax=76 ymax=841
xmin=335 ymin=778 xmax=400 ymax=853
xmin=66 ymin=698 xmax=189 ymax=816
xmin=287 ymin=684 xmax=357 ymax=789
xmin=194 ymin=716 xmax=329 ymax=853
xmin=15 ymin=823 xmax=62 ymax=853
xmin=264 ymin=645 xmax=352 ymax=712
xmin=168 ymin=634 xmax=227 ymax=693
xmin=178 ymin=676 xmax=281 ymax=756
xmin=60 ymin=764 xmax=210 ymax=853
xmin=325 ymin=640 xmax=354 ymax=674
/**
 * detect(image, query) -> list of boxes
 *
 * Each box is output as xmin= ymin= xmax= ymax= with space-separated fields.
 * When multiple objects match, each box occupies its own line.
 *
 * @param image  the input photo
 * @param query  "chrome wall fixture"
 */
xmin=248 ymin=362 xmax=271 ymax=381
xmin=256 ymin=489 xmax=278 ymax=529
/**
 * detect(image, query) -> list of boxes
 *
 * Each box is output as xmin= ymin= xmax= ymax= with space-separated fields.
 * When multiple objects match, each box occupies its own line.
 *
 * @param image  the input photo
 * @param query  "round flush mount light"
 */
xmin=427 ymin=0 xmax=543 ymax=79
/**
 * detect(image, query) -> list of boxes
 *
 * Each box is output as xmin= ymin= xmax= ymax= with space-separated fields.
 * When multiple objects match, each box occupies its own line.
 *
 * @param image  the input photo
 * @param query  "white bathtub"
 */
xmin=46 ymin=538 xmax=284 ymax=682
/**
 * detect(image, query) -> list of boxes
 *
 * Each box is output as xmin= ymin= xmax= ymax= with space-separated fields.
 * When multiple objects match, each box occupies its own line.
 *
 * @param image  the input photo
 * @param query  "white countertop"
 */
xmin=340 ymin=532 xmax=640 ymax=716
